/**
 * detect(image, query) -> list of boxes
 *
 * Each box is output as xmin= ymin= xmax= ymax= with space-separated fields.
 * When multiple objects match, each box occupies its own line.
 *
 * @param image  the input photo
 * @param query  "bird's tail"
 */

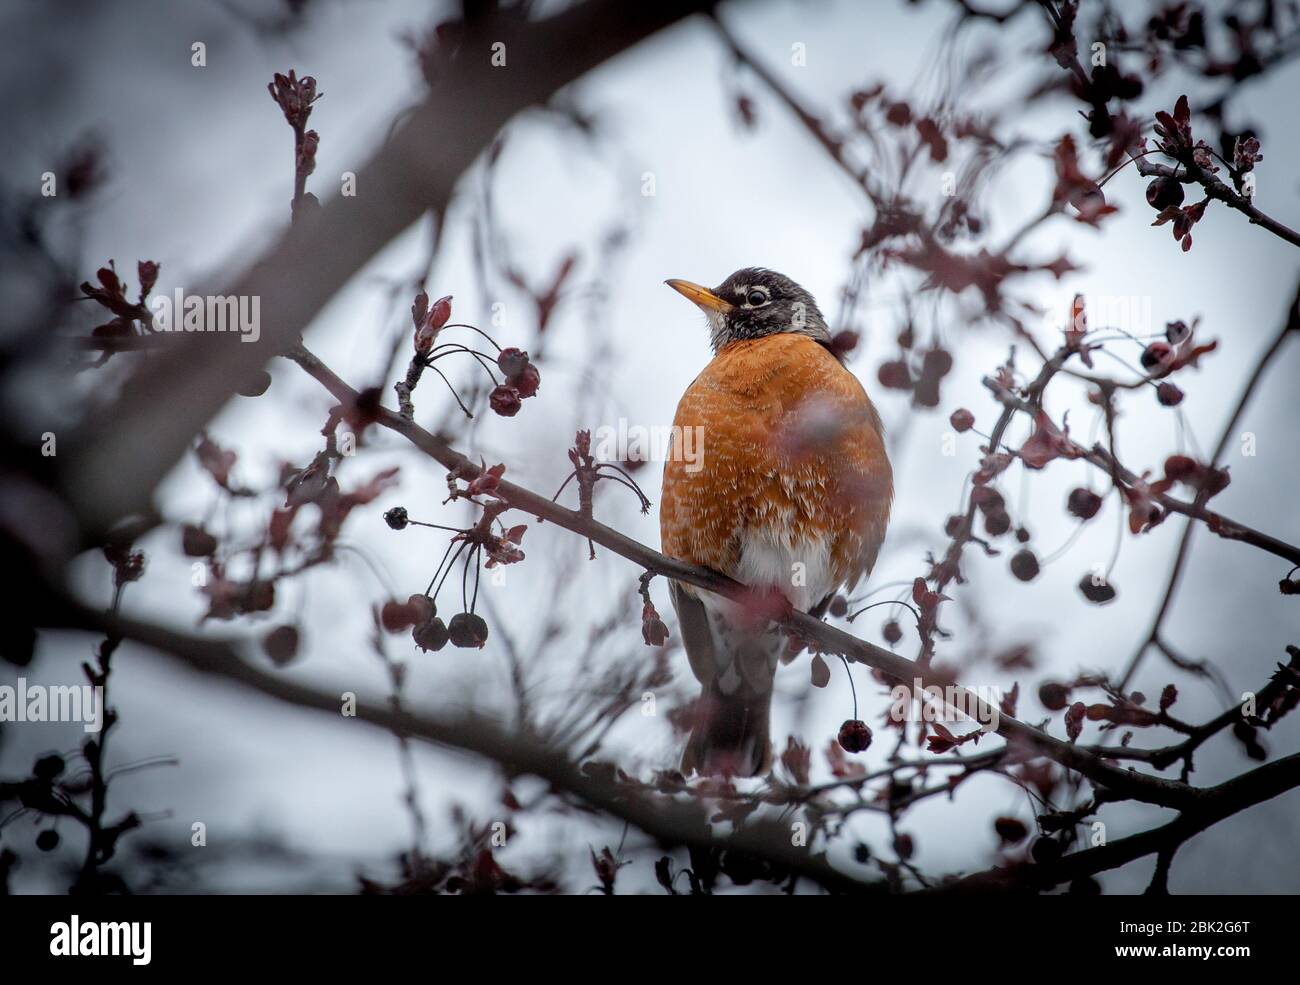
xmin=681 ymin=680 xmax=773 ymax=778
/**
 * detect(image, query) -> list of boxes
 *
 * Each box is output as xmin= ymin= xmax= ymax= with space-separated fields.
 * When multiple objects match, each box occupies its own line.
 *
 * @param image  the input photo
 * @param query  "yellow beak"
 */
xmin=665 ymin=278 xmax=733 ymax=313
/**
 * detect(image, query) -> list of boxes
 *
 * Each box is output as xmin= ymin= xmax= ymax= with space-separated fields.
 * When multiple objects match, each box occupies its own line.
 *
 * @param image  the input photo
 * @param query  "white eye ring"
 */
xmin=745 ymin=288 xmax=769 ymax=306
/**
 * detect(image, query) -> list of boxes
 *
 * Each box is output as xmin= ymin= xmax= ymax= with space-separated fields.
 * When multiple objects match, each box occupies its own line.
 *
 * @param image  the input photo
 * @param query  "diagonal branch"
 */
xmin=1134 ymin=158 xmax=1300 ymax=251
xmin=284 ymin=341 xmax=1202 ymax=811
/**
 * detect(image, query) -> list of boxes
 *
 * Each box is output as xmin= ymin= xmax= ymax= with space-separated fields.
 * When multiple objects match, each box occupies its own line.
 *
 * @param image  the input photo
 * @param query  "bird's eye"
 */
xmin=746 ymin=289 xmax=768 ymax=306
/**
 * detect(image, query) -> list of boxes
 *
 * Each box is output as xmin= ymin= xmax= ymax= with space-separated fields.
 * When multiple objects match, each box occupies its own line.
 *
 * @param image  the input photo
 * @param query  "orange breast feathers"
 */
xmin=660 ymin=333 xmax=893 ymax=604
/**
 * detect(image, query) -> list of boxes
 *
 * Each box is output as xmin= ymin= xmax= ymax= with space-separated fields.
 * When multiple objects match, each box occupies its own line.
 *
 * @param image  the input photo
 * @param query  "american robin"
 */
xmin=661 ymin=268 xmax=893 ymax=777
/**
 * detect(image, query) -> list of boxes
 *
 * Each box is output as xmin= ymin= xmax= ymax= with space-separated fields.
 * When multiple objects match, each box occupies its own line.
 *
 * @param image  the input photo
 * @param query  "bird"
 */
xmin=660 ymin=268 xmax=893 ymax=777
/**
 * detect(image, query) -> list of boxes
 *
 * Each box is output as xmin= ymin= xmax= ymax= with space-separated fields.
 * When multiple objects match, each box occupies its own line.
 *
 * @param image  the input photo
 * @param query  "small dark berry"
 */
xmin=1038 ymin=681 xmax=1071 ymax=711
xmin=509 ymin=363 xmax=541 ymax=398
xmin=1145 ymin=175 xmax=1184 ymax=210
xmin=237 ymin=370 xmax=273 ymax=398
xmin=262 ymin=625 xmax=300 ymax=666
xmin=37 ymin=829 xmax=60 ymax=852
xmin=242 ymin=580 xmax=275 ymax=613
xmin=407 ymin=594 xmax=435 ymax=624
xmin=970 ymin=486 xmax=1004 ymax=514
xmin=1067 ymin=488 xmax=1102 ymax=520
xmin=838 ymin=719 xmax=873 ymax=753
xmin=496 ymin=347 xmax=530 ymax=378
xmin=829 ymin=330 xmax=859 ymax=358
xmin=381 ymin=600 xmax=417 ymax=633
xmin=922 ymin=347 xmax=953 ymax=380
xmin=1078 ymin=573 xmax=1117 ymax=604
xmin=994 ymin=816 xmax=1028 ymax=844
xmin=810 ymin=654 xmax=831 ymax=688
xmin=489 ymin=385 xmax=522 ymax=417
xmin=384 ymin=507 xmax=409 ymax=530
xmin=413 ymin=617 xmax=450 ymax=652
xmin=949 ymin=408 xmax=974 ymax=432
xmin=882 ymin=620 xmax=903 ymax=645
xmin=984 ymin=508 xmax=1012 ymax=536
xmin=828 ymin=594 xmax=848 ymax=618
xmin=1010 ymin=548 xmax=1039 ymax=581
xmin=877 ymin=359 xmax=912 ymax=390
xmin=448 ymin=612 xmax=489 ymax=648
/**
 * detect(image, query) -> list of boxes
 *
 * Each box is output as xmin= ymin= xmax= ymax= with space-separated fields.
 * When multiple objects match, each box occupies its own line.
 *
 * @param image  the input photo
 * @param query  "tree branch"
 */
xmin=1135 ymin=158 xmax=1300 ymax=250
